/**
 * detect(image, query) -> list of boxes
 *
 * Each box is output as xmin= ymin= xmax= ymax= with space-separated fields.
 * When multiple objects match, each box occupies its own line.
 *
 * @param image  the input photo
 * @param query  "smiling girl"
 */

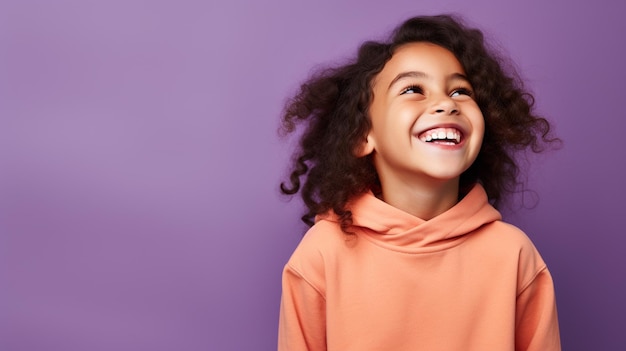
xmin=278 ymin=15 xmax=560 ymax=351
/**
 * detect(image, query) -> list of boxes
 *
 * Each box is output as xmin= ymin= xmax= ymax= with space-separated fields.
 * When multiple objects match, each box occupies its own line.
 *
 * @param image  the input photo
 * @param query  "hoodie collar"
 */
xmin=319 ymin=184 xmax=502 ymax=252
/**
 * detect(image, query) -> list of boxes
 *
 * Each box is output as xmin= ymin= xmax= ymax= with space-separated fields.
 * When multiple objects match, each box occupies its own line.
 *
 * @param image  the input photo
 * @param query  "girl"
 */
xmin=278 ymin=15 xmax=560 ymax=351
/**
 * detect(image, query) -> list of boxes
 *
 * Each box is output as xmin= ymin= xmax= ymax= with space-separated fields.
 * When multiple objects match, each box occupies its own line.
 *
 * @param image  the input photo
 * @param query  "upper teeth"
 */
xmin=419 ymin=128 xmax=461 ymax=143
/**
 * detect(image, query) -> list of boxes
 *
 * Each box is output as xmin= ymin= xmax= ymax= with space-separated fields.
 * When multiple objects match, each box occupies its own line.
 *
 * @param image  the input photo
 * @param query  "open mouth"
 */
xmin=418 ymin=127 xmax=462 ymax=145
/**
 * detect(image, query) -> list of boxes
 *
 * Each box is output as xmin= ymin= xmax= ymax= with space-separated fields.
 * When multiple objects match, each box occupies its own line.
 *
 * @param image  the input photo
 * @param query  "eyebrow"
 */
xmin=387 ymin=71 xmax=470 ymax=90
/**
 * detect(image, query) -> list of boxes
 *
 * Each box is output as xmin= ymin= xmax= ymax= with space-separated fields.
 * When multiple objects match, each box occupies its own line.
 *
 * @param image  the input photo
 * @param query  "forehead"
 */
xmin=374 ymin=42 xmax=466 ymax=85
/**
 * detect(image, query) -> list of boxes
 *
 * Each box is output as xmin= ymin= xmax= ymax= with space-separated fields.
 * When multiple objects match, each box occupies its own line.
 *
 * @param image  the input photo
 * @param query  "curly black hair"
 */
xmin=280 ymin=15 xmax=558 ymax=231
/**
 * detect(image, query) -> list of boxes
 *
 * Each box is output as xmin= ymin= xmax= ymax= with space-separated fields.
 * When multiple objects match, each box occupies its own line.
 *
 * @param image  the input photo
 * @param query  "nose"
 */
xmin=430 ymin=96 xmax=459 ymax=115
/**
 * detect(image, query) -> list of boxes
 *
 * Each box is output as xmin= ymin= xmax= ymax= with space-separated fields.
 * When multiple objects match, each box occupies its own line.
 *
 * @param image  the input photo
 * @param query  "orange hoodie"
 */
xmin=278 ymin=184 xmax=560 ymax=350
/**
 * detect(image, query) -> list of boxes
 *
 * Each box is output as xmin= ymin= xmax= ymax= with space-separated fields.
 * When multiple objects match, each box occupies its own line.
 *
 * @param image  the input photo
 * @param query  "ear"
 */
xmin=355 ymin=133 xmax=375 ymax=157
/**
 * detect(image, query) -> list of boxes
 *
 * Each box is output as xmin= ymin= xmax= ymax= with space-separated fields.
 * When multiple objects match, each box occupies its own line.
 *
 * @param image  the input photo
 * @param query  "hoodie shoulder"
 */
xmin=475 ymin=220 xmax=548 ymax=292
xmin=284 ymin=220 xmax=346 ymax=297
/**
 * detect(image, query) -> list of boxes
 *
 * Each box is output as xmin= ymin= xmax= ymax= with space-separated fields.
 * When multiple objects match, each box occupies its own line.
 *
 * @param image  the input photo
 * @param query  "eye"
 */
xmin=400 ymin=84 xmax=423 ymax=95
xmin=450 ymin=87 xmax=473 ymax=98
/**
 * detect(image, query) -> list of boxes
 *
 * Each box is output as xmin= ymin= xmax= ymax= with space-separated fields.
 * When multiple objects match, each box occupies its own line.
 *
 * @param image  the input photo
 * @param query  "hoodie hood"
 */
xmin=318 ymin=184 xmax=501 ymax=253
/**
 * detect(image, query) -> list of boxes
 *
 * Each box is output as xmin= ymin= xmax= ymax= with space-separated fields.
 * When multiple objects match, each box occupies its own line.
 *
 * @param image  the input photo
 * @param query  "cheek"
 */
xmin=367 ymin=102 xmax=386 ymax=131
xmin=476 ymin=116 xmax=486 ymax=139
xmin=471 ymin=107 xmax=485 ymax=134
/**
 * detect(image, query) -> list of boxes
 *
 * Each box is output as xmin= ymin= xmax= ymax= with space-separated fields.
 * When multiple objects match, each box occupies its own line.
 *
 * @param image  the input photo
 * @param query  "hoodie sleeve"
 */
xmin=278 ymin=264 xmax=327 ymax=351
xmin=515 ymin=267 xmax=561 ymax=351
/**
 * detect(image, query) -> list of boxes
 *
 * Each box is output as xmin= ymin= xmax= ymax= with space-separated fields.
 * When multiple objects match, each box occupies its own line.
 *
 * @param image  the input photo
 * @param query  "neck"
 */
xmin=378 ymin=177 xmax=460 ymax=220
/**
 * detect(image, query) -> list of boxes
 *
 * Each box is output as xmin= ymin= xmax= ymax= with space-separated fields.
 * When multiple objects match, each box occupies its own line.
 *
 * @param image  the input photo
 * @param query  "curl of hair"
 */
xmin=280 ymin=15 xmax=559 ymax=232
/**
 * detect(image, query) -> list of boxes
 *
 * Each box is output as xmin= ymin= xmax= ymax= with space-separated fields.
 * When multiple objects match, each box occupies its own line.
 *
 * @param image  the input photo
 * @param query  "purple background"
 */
xmin=2 ymin=0 xmax=625 ymax=350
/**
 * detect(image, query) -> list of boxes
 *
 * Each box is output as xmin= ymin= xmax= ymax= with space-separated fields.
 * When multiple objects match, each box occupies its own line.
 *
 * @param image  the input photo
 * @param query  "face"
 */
xmin=360 ymin=42 xmax=484 ymax=189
